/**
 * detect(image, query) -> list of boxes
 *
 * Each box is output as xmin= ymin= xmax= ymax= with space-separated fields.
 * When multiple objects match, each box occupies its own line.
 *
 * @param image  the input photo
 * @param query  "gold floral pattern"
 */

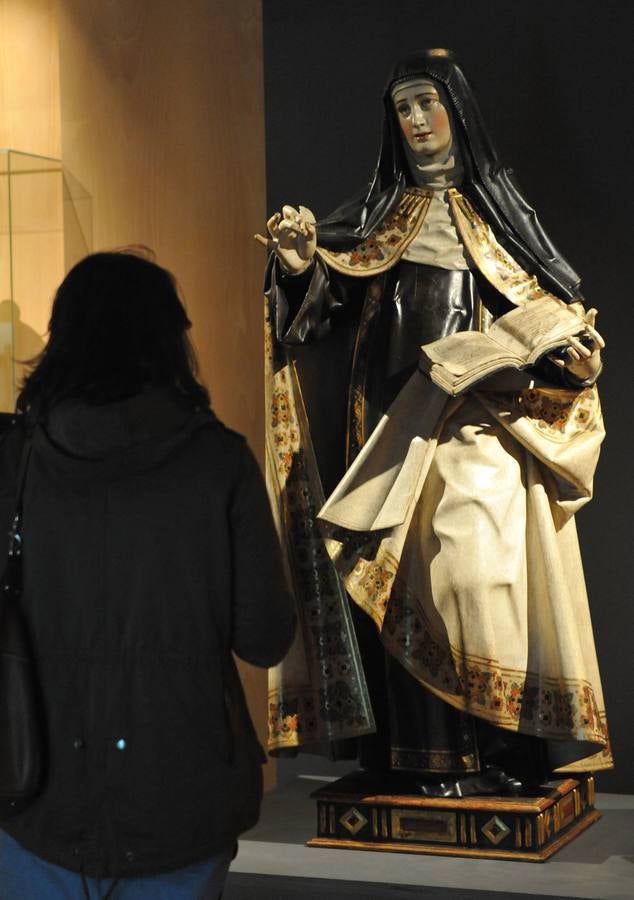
xmin=325 ymin=528 xmax=397 ymax=630
xmin=391 ymin=746 xmax=478 ymax=772
xmin=353 ymin=558 xmax=394 ymax=618
xmin=449 ymin=189 xmax=560 ymax=308
xmin=268 ymin=691 xmax=315 ymax=748
xmin=346 ymin=277 xmax=384 ymax=466
xmin=317 ymin=188 xmax=431 ymax=276
xmin=268 ymin=675 xmax=375 ymax=752
xmin=379 ymin=589 xmax=609 ymax=758
xmin=516 ymin=385 xmax=603 ymax=443
xmin=264 ymin=298 xmax=375 ymax=753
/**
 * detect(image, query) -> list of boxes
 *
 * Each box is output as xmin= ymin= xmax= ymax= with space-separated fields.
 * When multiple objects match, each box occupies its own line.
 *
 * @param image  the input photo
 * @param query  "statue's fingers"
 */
xmin=585 ymin=308 xmax=598 ymax=326
xmin=282 ymin=204 xmax=300 ymax=222
xmin=266 ymin=212 xmax=281 ymax=237
xmin=277 ymin=220 xmax=298 ymax=235
xmin=277 ymin=219 xmax=305 ymax=239
xmin=549 ymin=355 xmax=566 ymax=368
xmin=254 ymin=233 xmax=278 ymax=252
xmin=298 ymin=205 xmax=317 ymax=225
xmin=584 ymin=324 xmax=605 ymax=349
xmin=568 ymin=335 xmax=591 ymax=358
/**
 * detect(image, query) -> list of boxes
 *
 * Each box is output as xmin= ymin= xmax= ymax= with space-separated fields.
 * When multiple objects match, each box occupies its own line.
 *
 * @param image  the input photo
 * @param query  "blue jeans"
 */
xmin=0 ymin=830 xmax=233 ymax=899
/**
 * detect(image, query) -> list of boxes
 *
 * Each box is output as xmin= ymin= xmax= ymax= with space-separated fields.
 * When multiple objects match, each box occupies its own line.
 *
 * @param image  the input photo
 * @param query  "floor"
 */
xmin=223 ymin=764 xmax=634 ymax=900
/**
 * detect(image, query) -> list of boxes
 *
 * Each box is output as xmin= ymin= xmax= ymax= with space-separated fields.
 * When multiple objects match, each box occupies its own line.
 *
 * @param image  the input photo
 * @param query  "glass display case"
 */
xmin=0 ymin=150 xmax=91 ymax=411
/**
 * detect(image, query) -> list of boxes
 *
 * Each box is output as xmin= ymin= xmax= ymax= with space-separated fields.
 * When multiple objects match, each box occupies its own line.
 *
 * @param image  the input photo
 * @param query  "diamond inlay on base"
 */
xmin=307 ymin=770 xmax=601 ymax=862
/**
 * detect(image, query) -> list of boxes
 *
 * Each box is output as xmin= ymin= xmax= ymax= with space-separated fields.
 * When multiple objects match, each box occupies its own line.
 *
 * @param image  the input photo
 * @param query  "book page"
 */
xmin=419 ymin=295 xmax=587 ymax=395
xmin=488 ymin=297 xmax=583 ymax=358
xmin=420 ymin=332 xmax=520 ymax=376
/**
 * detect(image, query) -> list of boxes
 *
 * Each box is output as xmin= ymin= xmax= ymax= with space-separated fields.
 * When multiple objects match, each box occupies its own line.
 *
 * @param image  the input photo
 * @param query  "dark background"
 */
xmin=262 ymin=0 xmax=633 ymax=793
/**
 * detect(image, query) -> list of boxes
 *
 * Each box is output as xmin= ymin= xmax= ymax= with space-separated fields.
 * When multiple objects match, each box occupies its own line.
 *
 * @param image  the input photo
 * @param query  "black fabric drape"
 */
xmin=316 ymin=49 xmax=581 ymax=303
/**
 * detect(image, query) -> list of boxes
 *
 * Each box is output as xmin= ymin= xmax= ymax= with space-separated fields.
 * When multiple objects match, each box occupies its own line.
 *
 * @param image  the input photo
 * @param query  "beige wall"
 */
xmin=57 ymin=0 xmax=266 ymax=442
xmin=1 ymin=0 xmax=273 ymax=787
xmin=0 ymin=0 xmax=60 ymax=157
xmin=0 ymin=0 xmax=62 ymax=407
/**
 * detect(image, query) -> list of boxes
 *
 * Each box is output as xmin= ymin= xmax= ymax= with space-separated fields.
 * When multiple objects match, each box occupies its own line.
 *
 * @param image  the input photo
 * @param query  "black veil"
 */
xmin=316 ymin=49 xmax=581 ymax=303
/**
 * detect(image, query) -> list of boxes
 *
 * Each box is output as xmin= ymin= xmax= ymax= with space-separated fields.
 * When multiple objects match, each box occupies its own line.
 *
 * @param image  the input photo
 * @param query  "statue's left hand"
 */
xmin=254 ymin=205 xmax=317 ymax=275
xmin=550 ymin=307 xmax=605 ymax=382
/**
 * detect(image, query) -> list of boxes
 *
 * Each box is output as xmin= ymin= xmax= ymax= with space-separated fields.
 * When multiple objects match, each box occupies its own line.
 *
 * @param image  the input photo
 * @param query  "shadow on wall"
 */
xmin=0 ymin=300 xmax=45 ymax=412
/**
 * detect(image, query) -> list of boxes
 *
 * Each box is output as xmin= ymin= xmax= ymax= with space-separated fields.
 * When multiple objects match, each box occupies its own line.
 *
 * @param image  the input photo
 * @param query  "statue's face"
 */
xmin=392 ymin=79 xmax=452 ymax=161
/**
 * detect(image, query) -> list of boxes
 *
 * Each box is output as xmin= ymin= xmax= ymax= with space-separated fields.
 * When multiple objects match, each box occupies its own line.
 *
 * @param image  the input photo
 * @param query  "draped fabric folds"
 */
xmin=264 ymin=301 xmax=375 ymax=754
xmin=263 ymin=48 xmax=611 ymax=773
xmin=319 ymin=373 xmax=611 ymax=771
xmin=263 ymin=188 xmax=612 ymax=771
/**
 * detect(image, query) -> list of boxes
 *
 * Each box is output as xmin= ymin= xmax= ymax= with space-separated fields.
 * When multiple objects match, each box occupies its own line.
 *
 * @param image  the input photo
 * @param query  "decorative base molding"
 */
xmin=307 ymin=771 xmax=600 ymax=862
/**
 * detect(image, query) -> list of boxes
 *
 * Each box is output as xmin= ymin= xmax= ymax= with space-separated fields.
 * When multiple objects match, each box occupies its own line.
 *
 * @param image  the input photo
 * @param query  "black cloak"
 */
xmin=317 ymin=49 xmax=581 ymax=303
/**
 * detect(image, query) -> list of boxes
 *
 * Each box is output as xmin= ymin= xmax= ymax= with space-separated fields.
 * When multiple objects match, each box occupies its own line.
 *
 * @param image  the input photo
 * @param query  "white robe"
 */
xmin=319 ymin=373 xmax=611 ymax=771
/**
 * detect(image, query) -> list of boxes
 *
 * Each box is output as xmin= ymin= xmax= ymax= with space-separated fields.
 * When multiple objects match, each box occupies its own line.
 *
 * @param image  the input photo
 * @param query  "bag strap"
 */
xmin=7 ymin=433 xmax=32 ymax=558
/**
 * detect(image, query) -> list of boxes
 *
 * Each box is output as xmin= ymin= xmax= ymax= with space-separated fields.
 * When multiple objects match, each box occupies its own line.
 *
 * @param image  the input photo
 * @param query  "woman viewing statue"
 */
xmin=0 ymin=250 xmax=295 ymax=899
xmin=259 ymin=49 xmax=611 ymax=796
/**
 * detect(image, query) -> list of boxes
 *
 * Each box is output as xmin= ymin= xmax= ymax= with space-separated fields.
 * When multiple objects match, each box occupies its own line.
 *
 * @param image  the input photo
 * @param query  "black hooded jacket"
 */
xmin=0 ymin=391 xmax=295 ymax=878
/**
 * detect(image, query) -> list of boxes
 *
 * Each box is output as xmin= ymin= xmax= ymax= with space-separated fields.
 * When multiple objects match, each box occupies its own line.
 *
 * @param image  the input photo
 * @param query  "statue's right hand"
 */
xmin=254 ymin=205 xmax=317 ymax=275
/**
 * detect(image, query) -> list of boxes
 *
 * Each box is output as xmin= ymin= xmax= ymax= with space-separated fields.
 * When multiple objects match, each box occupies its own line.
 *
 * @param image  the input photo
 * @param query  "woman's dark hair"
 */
xmin=17 ymin=250 xmax=210 ymax=414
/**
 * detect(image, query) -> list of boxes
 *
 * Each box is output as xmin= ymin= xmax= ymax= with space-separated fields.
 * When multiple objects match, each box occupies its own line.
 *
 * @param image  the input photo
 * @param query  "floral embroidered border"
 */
xmin=448 ymin=189 xmax=560 ymax=308
xmin=265 ymin=299 xmax=375 ymax=753
xmin=268 ymin=677 xmax=375 ymax=753
xmin=317 ymin=188 xmax=431 ymax=276
xmin=391 ymin=746 xmax=479 ymax=773
xmin=515 ymin=385 xmax=603 ymax=444
xmin=380 ymin=588 xmax=610 ymax=759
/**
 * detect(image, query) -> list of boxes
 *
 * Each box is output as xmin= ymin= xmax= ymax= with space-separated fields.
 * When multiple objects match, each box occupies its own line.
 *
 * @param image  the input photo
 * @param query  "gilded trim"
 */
xmin=308 ymin=809 xmax=601 ymax=860
xmin=514 ymin=385 xmax=603 ymax=446
xmin=340 ymin=807 xmax=368 ymax=836
xmin=345 ymin=276 xmax=384 ymax=466
xmin=482 ymin=816 xmax=511 ymax=846
xmin=327 ymin=528 xmax=611 ymax=758
xmin=524 ymin=818 xmax=533 ymax=848
xmin=391 ymin=745 xmax=478 ymax=774
xmin=391 ymin=809 xmax=457 ymax=844
xmin=449 ymin=189 xmax=563 ymax=308
xmin=588 ymin=776 xmax=595 ymax=806
xmin=265 ymin=297 xmax=375 ymax=753
xmin=317 ymin=188 xmax=432 ymax=276
xmin=379 ymin=587 xmax=609 ymax=749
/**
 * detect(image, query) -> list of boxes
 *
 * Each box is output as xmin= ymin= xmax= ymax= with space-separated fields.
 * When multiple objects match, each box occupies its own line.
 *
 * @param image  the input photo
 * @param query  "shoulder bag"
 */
xmin=0 ymin=423 xmax=44 ymax=815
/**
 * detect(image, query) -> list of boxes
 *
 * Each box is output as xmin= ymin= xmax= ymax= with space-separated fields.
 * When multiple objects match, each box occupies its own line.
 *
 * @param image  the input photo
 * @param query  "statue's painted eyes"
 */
xmin=396 ymin=96 xmax=438 ymax=118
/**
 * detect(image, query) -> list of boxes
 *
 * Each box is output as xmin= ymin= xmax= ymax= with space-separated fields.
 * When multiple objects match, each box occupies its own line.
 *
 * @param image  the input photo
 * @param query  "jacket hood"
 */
xmin=316 ymin=48 xmax=581 ymax=303
xmin=32 ymin=389 xmax=215 ymax=478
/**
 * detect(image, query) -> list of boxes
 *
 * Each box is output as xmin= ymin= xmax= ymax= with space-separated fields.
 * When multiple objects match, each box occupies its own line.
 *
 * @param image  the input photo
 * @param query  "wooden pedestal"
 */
xmin=308 ymin=771 xmax=600 ymax=862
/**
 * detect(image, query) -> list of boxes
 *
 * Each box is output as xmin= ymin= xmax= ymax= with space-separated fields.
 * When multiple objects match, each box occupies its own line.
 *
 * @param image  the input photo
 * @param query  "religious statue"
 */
xmin=258 ymin=49 xmax=612 ymax=802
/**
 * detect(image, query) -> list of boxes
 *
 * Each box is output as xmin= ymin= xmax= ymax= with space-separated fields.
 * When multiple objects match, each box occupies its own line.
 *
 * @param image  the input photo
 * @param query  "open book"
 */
xmin=419 ymin=296 xmax=587 ymax=395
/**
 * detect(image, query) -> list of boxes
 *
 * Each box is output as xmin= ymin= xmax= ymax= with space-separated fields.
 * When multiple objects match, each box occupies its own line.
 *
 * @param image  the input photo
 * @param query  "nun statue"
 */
xmin=259 ymin=49 xmax=611 ymax=796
